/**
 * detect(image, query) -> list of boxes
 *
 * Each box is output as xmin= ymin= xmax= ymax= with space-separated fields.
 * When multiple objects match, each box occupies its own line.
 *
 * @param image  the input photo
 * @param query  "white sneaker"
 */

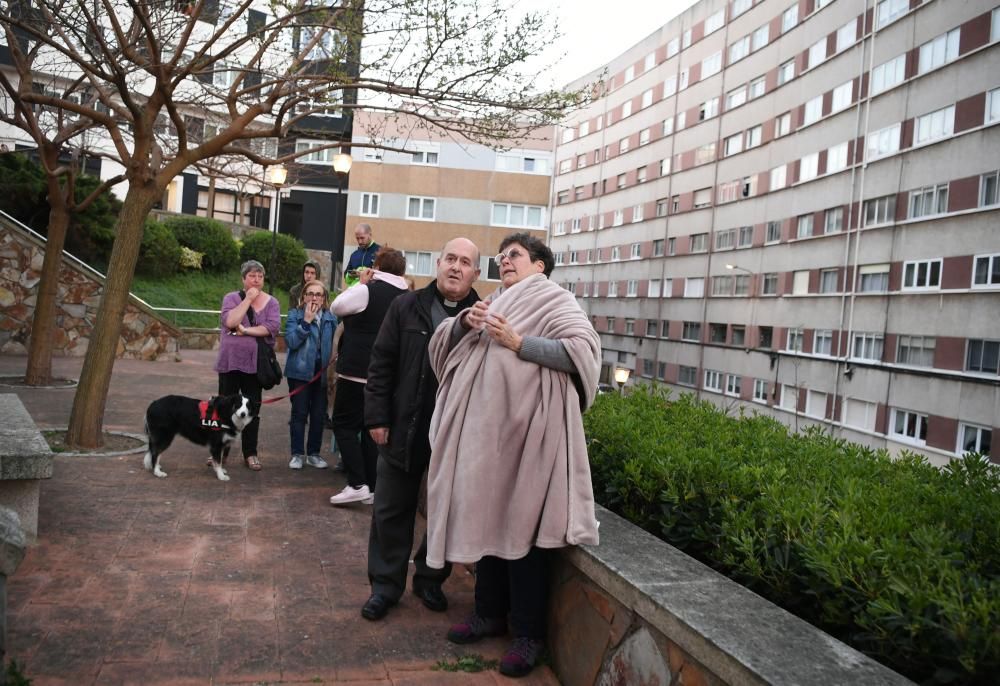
xmin=329 ymin=484 xmax=371 ymax=506
xmin=289 ymin=455 xmax=304 ymax=470
xmin=306 ymin=455 xmax=329 ymax=469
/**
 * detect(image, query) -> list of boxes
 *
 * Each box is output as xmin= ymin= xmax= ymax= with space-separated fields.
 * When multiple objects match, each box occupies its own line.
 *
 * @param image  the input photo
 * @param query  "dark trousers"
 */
xmin=368 ymin=456 xmax=451 ymax=601
xmin=218 ymin=371 xmax=262 ymax=458
xmin=332 ymin=379 xmax=377 ymax=488
xmin=288 ymin=377 xmax=327 ymax=456
xmin=475 ymin=548 xmax=549 ymax=640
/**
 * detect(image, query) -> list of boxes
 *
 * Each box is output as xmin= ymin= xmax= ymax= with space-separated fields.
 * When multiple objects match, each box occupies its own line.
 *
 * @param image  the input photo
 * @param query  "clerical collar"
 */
xmin=435 ymin=287 xmax=462 ymax=311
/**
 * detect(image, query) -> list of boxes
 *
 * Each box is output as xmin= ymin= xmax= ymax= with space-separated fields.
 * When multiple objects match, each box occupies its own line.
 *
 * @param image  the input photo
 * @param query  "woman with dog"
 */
xmin=215 ymin=259 xmax=281 ymax=471
xmin=284 ymin=280 xmax=338 ymax=470
xmin=424 ymin=233 xmax=601 ymax=678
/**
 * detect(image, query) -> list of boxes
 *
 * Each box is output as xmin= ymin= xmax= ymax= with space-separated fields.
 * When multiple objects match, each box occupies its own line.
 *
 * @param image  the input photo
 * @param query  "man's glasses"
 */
xmin=493 ymin=248 xmax=527 ymax=266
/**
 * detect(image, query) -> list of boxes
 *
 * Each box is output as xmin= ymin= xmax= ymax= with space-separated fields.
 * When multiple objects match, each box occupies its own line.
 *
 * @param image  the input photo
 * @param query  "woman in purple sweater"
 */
xmin=214 ymin=260 xmax=281 ymax=471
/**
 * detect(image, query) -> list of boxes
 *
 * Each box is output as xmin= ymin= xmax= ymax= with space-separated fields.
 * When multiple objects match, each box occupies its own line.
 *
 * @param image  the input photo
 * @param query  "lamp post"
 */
xmin=267 ymin=163 xmax=288 ymax=294
xmin=331 ymin=152 xmax=353 ymax=289
xmin=614 ymin=367 xmax=631 ymax=394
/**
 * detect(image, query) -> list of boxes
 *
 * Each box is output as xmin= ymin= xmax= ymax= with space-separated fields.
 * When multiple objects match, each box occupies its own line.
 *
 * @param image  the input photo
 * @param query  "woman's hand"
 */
xmin=485 ymin=312 xmax=522 ymax=353
xmin=244 ymin=287 xmax=261 ymax=303
xmin=464 ymin=301 xmax=489 ymax=331
xmin=303 ymin=301 xmax=319 ymax=324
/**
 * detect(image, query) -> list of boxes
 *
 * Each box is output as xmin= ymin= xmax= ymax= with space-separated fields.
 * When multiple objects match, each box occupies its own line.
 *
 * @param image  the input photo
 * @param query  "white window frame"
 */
xmin=871 ymin=55 xmax=905 ymax=95
xmin=958 ymin=423 xmax=992 ymax=458
xmin=844 ymin=398 xmax=878 ymax=432
xmin=360 ymin=192 xmax=380 ymax=217
xmin=725 ymin=374 xmax=742 ymax=397
xmin=705 ymin=9 xmax=725 ymax=35
xmin=832 ymin=82 xmax=852 ymax=113
xmin=752 ymin=24 xmax=769 ymax=51
xmin=858 ymin=265 xmax=889 ymax=292
xmin=684 ymin=277 xmax=705 ymax=298
xmin=814 ymin=329 xmax=834 ymax=354
xmin=780 ymin=384 xmax=799 ymax=411
xmin=800 ymin=153 xmax=819 ymax=182
xmin=877 ymin=0 xmax=909 ymax=30
xmin=749 ymin=77 xmax=765 ymax=99
xmin=890 ymin=408 xmax=928 ymax=446
xmin=864 ymin=195 xmax=896 ymax=226
xmin=827 ymin=142 xmax=849 ymax=173
xmin=867 ymin=123 xmax=901 ymax=159
xmin=919 ymin=29 xmax=960 ymax=74
xmin=782 ymin=5 xmax=798 ymax=33
xmin=806 ymin=390 xmax=827 ymax=418
xmin=897 ymin=335 xmax=936 ymax=367
xmin=908 ymin=184 xmax=949 ymax=219
xmin=753 ymin=379 xmax=768 ymax=403
xmin=406 ymin=196 xmax=436 ymax=221
xmin=730 ymin=36 xmax=750 ymax=63
xmin=989 ymin=87 xmax=1000 ymax=124
xmin=778 ymin=60 xmax=794 ymax=85
xmin=852 ymin=332 xmax=884 ymax=361
xmin=704 ymin=369 xmax=723 ymax=393
xmin=745 ymin=125 xmax=762 ymax=149
xmin=915 ymin=105 xmax=955 ymax=145
xmin=836 ymin=20 xmax=857 ymax=52
xmin=726 ymin=86 xmax=747 ymax=110
xmin=803 ymin=96 xmax=823 ymax=125
xmin=724 ymin=133 xmax=743 ymax=157
xmin=824 ymin=207 xmax=844 ymax=234
xmin=409 ymin=143 xmax=440 ymax=166
xmin=807 ymin=39 xmax=826 ymax=70
xmin=902 ymin=259 xmax=942 ymax=291
xmin=491 ymin=203 xmax=545 ymax=229
xmin=702 ymin=51 xmax=723 ymax=78
xmin=972 ymin=253 xmax=1000 ymax=288
xmin=776 ymin=113 xmax=791 ymax=137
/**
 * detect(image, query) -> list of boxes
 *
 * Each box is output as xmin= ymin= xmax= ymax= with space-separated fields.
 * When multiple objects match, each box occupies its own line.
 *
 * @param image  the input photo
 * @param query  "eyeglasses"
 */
xmin=304 ymin=292 xmax=325 ymax=298
xmin=493 ymin=248 xmax=527 ymax=266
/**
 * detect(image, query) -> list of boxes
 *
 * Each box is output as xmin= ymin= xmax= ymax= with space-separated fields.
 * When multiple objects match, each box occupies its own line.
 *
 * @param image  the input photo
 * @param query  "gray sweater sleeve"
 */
xmin=518 ymin=336 xmax=577 ymax=373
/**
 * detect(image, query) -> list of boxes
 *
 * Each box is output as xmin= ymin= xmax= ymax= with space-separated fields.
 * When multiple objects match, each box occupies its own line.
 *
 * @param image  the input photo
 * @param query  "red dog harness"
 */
xmin=198 ymin=401 xmax=231 ymax=431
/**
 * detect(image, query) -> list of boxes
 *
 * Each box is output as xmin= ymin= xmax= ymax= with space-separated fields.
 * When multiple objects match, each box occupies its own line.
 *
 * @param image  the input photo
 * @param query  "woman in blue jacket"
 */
xmin=284 ymin=280 xmax=338 ymax=469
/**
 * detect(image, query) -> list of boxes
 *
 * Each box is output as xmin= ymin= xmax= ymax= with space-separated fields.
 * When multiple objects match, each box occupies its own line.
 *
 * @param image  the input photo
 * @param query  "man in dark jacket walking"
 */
xmin=361 ymin=237 xmax=481 ymax=621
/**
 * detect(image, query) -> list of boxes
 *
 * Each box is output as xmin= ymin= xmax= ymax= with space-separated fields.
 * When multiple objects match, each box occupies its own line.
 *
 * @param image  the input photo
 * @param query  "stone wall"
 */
xmin=548 ymin=506 xmax=913 ymax=686
xmin=0 ymin=221 xmax=181 ymax=361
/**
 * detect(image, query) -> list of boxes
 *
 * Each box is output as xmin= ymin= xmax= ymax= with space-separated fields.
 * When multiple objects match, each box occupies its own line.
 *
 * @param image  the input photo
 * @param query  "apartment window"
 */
xmin=994 ymin=7 xmax=1000 ymax=41
xmin=726 ymin=86 xmax=747 ymax=110
xmin=558 ymin=159 xmax=571 ymax=174
xmin=778 ymin=60 xmax=794 ymax=85
xmin=709 ymin=322 xmax=728 ymax=341
xmin=700 ymin=98 xmax=720 ymax=121
xmin=619 ymin=138 xmax=630 ymax=154
xmin=568 ymin=251 xmax=578 ymax=265
xmin=867 ymin=123 xmax=901 ymax=159
xmin=792 ymin=270 xmax=809 ymax=295
xmin=753 ymin=379 xmax=768 ymax=403
xmin=725 ymin=374 xmax=742 ymax=397
xmin=625 ymin=318 xmax=636 ymax=334
xmin=677 ymin=111 xmax=687 ymax=129
xmin=682 ymin=28 xmax=692 ymax=49
xmin=637 ymin=166 xmax=648 ymax=183
xmin=797 ymin=214 xmax=814 ymax=239
xmin=858 ymin=265 xmax=890 ymax=292
xmin=712 ymin=276 xmax=733 ymax=297
xmin=685 ymin=277 xmax=705 ymax=298
xmin=759 ymin=326 xmax=774 ymax=349
xmin=679 ymin=366 xmax=697 ymax=386
xmin=664 ymin=278 xmax=673 ymax=296
xmin=640 ymin=359 xmax=654 ymax=377
xmin=617 ymin=174 xmax=626 ymax=190
xmin=782 ymin=5 xmax=799 ymax=33
xmin=973 ymin=254 xmax=1000 ymax=287
xmin=553 ymin=221 xmax=566 ymax=236
xmin=804 ymin=390 xmax=826 ymax=419
xmin=776 ymin=113 xmax=791 ymax=137
xmin=737 ymin=226 xmax=753 ymax=248
xmin=742 ymin=80 xmax=764 ymax=105
xmin=630 ymin=242 xmax=641 ymax=259
xmin=695 ymin=143 xmax=717 ymax=166
xmin=607 ymin=316 xmax=616 ymax=332
xmin=864 ymin=195 xmax=896 ymax=226
xmin=765 ymin=222 xmax=781 ymax=244
xmin=734 ymin=274 xmax=750 ymax=296
xmin=718 ymin=180 xmax=740 ymax=204
xmin=966 ymin=339 xmax=1000 ymax=374
xmin=733 ymin=0 xmax=752 ymax=17
xmin=824 ymin=208 xmax=844 ymax=234
xmin=814 ymin=329 xmax=834 ymax=355
xmin=653 ymin=239 xmax=664 ymax=256
xmin=360 ymin=192 xmax=380 ymax=217
xmin=730 ymin=36 xmax=750 ymax=64
xmin=903 ymin=259 xmax=942 ymax=290
xmin=668 ymin=237 xmax=676 ymax=255
xmin=690 ymin=233 xmax=708 ymax=253
xmin=406 ymin=196 xmax=436 ymax=220
xmin=693 ymin=188 xmax=712 ymax=209
xmin=410 ymin=146 xmax=440 ymax=165
xmin=891 ymin=408 xmax=928 ymax=445
xmin=919 ymin=29 xmax=959 ymax=74
xmin=872 ymin=58 xmax=905 ymax=98
xmin=786 ymin=328 xmax=804 ymax=352
xmin=608 ymin=281 xmax=618 ymax=298
xmin=624 ymin=65 xmax=635 ymax=84
xmin=752 ymin=25 xmax=769 ymax=51
xmin=852 ymin=332 xmax=884 ymax=361
xmin=579 ymin=121 xmax=590 ymax=137
xmin=659 ymin=320 xmax=670 ymax=338
xmin=632 ymin=205 xmax=644 ymax=223
xmin=897 ymin=335 xmax=935 ymax=367
xmin=877 ymin=0 xmax=909 ymax=29
xmin=836 ymin=20 xmax=857 ymax=52
xmin=492 ymin=203 xmax=544 ymax=228
xmin=800 ymin=153 xmax=819 ymax=181
xmin=827 ymin=142 xmax=849 ymax=173
xmin=781 ymin=385 xmax=799 ymax=411
xmin=730 ymin=326 xmax=746 ymax=347
xmin=759 ymin=273 xmax=777 ymax=296
xmin=909 ymin=184 xmax=948 ymax=218
xmin=820 ymin=270 xmax=838 ymax=293
xmin=705 ymin=9 xmax=725 ymax=34
xmin=989 ymin=88 xmax=1000 ymax=123
xmin=715 ymin=229 xmax=736 ymax=251
xmin=403 ymin=251 xmax=434 ymax=276
xmin=915 ymin=105 xmax=955 ymax=145
xmin=832 ymin=82 xmax=852 ymax=113
xmin=557 ymin=190 xmax=569 ymax=205
xmin=295 ymin=141 xmax=342 ymax=164
xmin=803 ymin=96 xmax=822 ymax=126
xmin=703 ymin=52 xmax=722 ymax=78
xmin=982 ymin=171 xmax=999 ymax=207
xmin=704 ymin=370 xmax=723 ymax=392
xmin=770 ymin=166 xmax=787 ymax=190
xmin=639 ymin=129 xmax=651 ymax=149
xmin=808 ymin=39 xmax=826 ymax=70
xmin=644 ymin=52 xmax=655 ymax=71
xmin=959 ymin=424 xmax=992 ymax=459
xmin=666 ymin=36 xmax=680 ymax=58
xmin=611 ymin=245 xmax=621 ymax=260
xmin=648 ymin=279 xmax=661 ymax=298
xmin=642 ymin=319 xmax=657 ymax=338
xmin=656 ymin=199 xmax=668 ymax=217
xmin=843 ymin=398 xmax=876 ymax=431
xmin=621 ymin=101 xmax=632 ymax=119
xmin=682 ymin=322 xmax=701 ymax=341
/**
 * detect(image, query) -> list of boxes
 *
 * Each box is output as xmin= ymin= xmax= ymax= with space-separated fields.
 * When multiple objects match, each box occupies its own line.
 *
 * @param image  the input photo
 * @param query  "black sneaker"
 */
xmin=499 ymin=636 xmax=544 ymax=678
xmin=446 ymin=614 xmax=506 ymax=644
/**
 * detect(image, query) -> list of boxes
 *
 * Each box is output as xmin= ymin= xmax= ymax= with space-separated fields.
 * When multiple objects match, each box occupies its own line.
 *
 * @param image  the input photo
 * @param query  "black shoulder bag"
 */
xmin=242 ymin=292 xmax=283 ymax=390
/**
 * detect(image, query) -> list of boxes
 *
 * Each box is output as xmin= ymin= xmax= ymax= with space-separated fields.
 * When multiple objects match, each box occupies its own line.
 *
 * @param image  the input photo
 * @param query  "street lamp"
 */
xmin=331 ymin=152 xmax=353 ymax=288
xmin=614 ymin=367 xmax=631 ymax=393
xmin=267 ymin=163 xmax=288 ymax=294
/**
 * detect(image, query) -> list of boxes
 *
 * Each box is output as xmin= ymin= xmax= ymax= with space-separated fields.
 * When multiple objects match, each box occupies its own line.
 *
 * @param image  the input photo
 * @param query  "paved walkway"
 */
xmin=1 ymin=350 xmax=559 ymax=685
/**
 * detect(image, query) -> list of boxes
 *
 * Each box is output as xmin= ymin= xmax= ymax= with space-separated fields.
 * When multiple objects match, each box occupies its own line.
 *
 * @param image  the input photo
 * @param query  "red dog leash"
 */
xmin=260 ymin=361 xmax=333 ymax=405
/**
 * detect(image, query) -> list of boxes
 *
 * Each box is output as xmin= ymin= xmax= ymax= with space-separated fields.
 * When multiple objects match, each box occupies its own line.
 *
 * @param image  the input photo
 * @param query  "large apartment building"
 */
xmin=549 ymin=0 xmax=1000 ymax=465
xmin=343 ymin=110 xmax=553 ymax=294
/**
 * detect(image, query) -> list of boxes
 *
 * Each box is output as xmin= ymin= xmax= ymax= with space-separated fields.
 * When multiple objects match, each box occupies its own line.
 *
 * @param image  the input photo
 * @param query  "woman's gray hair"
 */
xmin=241 ymin=260 xmax=265 ymax=278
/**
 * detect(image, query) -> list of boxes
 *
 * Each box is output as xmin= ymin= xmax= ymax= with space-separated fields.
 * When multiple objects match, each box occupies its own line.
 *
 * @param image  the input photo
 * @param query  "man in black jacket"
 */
xmin=361 ymin=237 xmax=481 ymax=621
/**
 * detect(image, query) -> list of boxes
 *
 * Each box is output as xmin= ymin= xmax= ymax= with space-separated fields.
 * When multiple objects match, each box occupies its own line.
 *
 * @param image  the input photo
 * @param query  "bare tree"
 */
xmin=0 ymin=0 xmax=583 ymax=447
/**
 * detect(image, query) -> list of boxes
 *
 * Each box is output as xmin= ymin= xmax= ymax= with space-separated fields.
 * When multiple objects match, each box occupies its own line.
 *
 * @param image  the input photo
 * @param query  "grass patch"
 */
xmin=432 ymin=654 xmax=498 ymax=673
xmin=130 ymin=269 xmax=291 ymax=328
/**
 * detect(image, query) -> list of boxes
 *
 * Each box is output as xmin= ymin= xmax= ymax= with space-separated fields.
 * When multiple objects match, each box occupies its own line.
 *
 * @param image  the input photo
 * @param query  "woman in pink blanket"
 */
xmin=426 ymin=232 xmax=601 ymax=678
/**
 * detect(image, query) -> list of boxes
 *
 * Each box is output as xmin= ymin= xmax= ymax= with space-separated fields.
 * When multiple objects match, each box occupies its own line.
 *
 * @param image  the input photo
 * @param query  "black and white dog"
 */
xmin=143 ymin=393 xmax=258 ymax=481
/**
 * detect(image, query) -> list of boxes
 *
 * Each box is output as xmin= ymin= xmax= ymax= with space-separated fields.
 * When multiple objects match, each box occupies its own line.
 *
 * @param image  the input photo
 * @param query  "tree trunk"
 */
xmin=23 ymin=197 xmax=71 ymax=386
xmin=64 ymin=182 xmax=160 ymax=449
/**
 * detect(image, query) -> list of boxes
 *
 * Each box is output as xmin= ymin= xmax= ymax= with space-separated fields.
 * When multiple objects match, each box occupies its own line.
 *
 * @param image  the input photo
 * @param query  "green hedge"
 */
xmin=238 ymin=230 xmax=307 ymax=292
xmin=584 ymin=388 xmax=1000 ymax=685
xmin=138 ymin=219 xmax=181 ymax=278
xmin=161 ymin=215 xmax=240 ymax=273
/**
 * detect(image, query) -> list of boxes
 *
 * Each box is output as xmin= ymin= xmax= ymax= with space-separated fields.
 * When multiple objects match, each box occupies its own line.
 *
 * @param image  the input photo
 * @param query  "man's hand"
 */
xmin=369 ymin=427 xmax=389 ymax=445
xmin=464 ymin=301 xmax=489 ymax=331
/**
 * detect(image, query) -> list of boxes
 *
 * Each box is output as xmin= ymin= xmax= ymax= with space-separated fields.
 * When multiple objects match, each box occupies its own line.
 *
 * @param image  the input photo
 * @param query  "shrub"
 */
xmin=584 ymin=388 xmax=1000 ymax=685
xmin=238 ymin=230 xmax=307 ymax=291
xmin=138 ymin=219 xmax=181 ymax=277
xmin=161 ymin=215 xmax=239 ymax=273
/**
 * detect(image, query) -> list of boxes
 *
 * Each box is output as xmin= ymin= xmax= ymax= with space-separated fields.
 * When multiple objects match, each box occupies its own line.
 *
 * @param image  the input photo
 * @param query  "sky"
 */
xmin=519 ymin=0 xmax=700 ymax=88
